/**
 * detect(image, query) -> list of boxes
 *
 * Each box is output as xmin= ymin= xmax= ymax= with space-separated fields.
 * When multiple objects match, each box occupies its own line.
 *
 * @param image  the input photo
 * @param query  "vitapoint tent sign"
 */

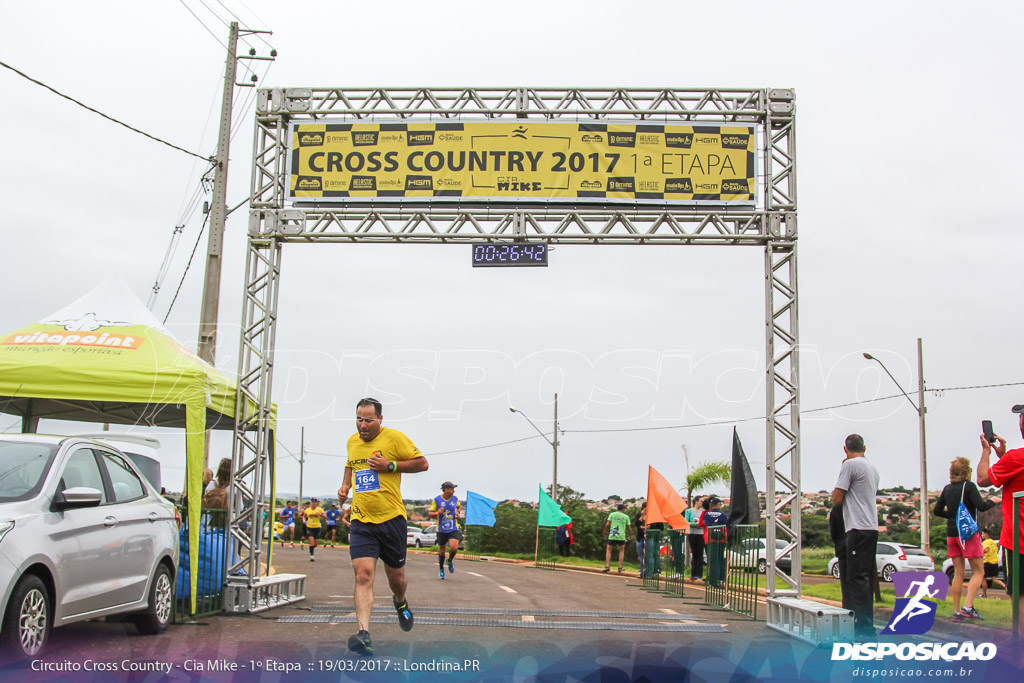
xmin=287 ymin=121 xmax=756 ymax=204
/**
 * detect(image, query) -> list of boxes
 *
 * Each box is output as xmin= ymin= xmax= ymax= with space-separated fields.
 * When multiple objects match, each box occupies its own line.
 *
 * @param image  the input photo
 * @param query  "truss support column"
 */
xmin=764 ymin=233 xmax=801 ymax=598
xmin=229 ymin=231 xmax=284 ymax=586
xmin=764 ymin=87 xmax=800 ymax=599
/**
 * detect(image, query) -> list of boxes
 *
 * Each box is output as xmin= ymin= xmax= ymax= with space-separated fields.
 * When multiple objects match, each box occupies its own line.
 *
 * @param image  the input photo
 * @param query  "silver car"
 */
xmin=0 ymin=434 xmax=179 ymax=658
xmin=828 ymin=541 xmax=934 ymax=582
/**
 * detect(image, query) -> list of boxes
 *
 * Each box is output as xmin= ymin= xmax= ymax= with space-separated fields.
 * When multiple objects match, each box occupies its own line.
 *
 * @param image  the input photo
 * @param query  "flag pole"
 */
xmin=534 ymin=522 xmax=540 ymax=565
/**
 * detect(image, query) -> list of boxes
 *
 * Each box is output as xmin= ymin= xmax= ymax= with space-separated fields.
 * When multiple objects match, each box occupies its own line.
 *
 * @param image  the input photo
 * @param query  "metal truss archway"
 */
xmin=226 ymin=87 xmax=802 ymax=621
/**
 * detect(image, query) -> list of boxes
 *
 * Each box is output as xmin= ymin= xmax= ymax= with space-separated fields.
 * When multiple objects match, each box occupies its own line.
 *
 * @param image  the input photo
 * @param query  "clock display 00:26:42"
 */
xmin=471 ymin=242 xmax=548 ymax=268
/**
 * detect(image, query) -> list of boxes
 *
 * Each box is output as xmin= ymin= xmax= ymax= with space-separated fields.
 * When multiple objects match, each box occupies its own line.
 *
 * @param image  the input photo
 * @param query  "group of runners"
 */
xmin=276 ymin=499 xmax=349 ymax=561
xmin=272 ymin=398 xmax=463 ymax=657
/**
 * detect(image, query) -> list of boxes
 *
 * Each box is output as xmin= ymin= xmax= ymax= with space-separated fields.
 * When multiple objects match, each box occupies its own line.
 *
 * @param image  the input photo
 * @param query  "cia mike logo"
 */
xmin=882 ymin=571 xmax=947 ymax=635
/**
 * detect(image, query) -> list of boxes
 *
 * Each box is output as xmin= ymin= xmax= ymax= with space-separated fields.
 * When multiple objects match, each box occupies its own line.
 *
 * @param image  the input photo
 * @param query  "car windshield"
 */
xmin=0 ymin=441 xmax=59 ymax=502
xmin=902 ymin=547 xmax=929 ymax=556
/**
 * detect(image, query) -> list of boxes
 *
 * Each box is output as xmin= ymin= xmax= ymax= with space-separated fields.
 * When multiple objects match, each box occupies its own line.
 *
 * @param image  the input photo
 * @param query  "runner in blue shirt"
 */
xmin=326 ymin=504 xmax=342 ymax=547
xmin=279 ymin=501 xmax=297 ymax=548
xmin=429 ymin=481 xmax=462 ymax=579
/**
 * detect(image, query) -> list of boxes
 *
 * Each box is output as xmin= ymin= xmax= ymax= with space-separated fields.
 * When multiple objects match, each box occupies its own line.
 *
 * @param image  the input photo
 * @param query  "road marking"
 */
xmin=658 ymin=608 xmax=678 ymax=615
xmin=499 ymin=585 xmax=518 ymax=594
xmin=522 ymin=615 xmax=535 ymax=622
xmin=467 ymin=572 xmax=484 ymax=577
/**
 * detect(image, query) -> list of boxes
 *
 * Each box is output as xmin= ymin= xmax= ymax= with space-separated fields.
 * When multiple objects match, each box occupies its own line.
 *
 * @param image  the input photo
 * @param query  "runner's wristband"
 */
xmin=388 ymin=462 xmax=396 ymax=473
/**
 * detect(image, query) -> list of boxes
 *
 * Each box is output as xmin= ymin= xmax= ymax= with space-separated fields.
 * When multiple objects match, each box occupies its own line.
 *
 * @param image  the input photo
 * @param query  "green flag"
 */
xmin=537 ymin=485 xmax=572 ymax=527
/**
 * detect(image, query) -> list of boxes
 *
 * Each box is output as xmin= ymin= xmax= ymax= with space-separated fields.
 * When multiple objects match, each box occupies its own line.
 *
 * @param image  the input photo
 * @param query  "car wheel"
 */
xmin=757 ymin=559 xmax=767 ymax=574
xmin=135 ymin=564 xmax=173 ymax=635
xmin=831 ymin=563 xmax=841 ymax=579
xmin=415 ymin=540 xmax=422 ymax=548
xmin=946 ymin=568 xmax=956 ymax=585
xmin=881 ymin=564 xmax=896 ymax=583
xmin=1 ymin=575 xmax=50 ymax=658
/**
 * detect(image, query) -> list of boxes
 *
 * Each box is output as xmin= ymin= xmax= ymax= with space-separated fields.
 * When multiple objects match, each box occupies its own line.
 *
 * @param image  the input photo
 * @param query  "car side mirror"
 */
xmin=53 ymin=486 xmax=103 ymax=510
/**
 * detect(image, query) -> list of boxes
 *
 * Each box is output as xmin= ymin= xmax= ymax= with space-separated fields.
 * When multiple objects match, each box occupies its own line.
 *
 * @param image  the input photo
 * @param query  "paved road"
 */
xmin=5 ymin=546 xmax=1016 ymax=681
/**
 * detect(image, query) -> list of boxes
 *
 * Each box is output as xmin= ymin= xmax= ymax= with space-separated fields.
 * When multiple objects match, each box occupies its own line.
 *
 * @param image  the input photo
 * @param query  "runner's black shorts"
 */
xmin=307 ymin=526 xmax=321 ymax=540
xmin=437 ymin=529 xmax=463 ymax=545
xmin=349 ymin=516 xmax=408 ymax=568
xmin=607 ymin=540 xmax=626 ymax=547
xmin=984 ymin=562 xmax=999 ymax=578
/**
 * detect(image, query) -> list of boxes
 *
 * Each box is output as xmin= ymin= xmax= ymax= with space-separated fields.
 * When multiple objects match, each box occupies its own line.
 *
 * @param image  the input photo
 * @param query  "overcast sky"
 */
xmin=2 ymin=1 xmax=1021 ymax=506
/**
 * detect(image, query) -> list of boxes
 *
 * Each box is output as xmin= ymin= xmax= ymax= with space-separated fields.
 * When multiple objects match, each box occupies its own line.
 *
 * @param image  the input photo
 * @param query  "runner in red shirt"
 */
xmin=977 ymin=405 xmax=1024 ymax=637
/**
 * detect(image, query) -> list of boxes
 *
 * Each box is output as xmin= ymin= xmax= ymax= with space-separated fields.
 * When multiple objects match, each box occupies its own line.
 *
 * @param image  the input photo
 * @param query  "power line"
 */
xmin=424 ymin=381 xmax=1024 ymax=453
xmin=0 ymin=60 xmax=210 ymax=162
xmin=176 ymin=0 xmax=227 ymax=48
xmin=162 ymin=211 xmax=210 ymax=323
xmin=425 ymin=434 xmax=550 ymax=456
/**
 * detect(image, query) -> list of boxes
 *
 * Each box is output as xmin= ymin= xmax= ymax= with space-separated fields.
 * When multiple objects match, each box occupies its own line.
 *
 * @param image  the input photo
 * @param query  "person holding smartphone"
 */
xmin=977 ymin=405 xmax=1024 ymax=637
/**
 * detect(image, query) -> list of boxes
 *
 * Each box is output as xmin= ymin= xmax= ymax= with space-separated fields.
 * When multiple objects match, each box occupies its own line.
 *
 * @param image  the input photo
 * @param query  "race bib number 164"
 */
xmin=354 ymin=469 xmax=380 ymax=493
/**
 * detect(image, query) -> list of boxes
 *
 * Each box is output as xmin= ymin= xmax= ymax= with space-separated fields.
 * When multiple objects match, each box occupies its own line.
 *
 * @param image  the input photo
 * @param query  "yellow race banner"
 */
xmin=287 ymin=121 xmax=755 ymax=204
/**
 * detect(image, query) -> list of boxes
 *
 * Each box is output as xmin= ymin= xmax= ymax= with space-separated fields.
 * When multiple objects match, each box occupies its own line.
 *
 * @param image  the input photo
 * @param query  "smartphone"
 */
xmin=982 ymin=420 xmax=996 ymax=443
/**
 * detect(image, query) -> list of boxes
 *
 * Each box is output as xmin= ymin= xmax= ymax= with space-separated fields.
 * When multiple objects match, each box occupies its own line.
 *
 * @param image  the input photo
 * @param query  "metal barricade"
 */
xmin=535 ymin=526 xmax=559 ymax=570
xmin=175 ymin=507 xmax=229 ymax=619
xmin=642 ymin=529 xmax=663 ymax=590
xmin=663 ymin=529 xmax=688 ymax=597
xmin=703 ymin=524 xmax=759 ymax=620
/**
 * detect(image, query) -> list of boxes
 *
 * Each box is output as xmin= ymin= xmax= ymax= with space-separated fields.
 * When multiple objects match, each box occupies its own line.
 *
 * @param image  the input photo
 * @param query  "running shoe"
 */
xmin=289 ymin=543 xmax=294 ymax=548
xmin=602 ymin=567 xmax=610 ymax=573
xmin=439 ymin=568 xmax=445 ymax=580
xmin=348 ymin=630 xmax=373 ymax=656
xmin=394 ymin=599 xmax=414 ymax=632
xmin=959 ymin=607 xmax=985 ymax=621
xmin=617 ymin=567 xmax=624 ymax=574
xmin=310 ymin=555 xmax=315 ymax=562
xmin=447 ymin=559 xmax=455 ymax=574
xmin=951 ymin=611 xmax=965 ymax=623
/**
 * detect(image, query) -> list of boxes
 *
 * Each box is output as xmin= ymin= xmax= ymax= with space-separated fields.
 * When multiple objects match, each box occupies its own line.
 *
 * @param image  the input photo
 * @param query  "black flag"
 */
xmin=727 ymin=427 xmax=760 ymax=536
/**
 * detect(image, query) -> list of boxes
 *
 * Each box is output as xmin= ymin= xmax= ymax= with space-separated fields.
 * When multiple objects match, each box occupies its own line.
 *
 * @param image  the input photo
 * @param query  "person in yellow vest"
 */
xmin=337 ymin=398 xmax=429 ymax=657
xmin=981 ymin=528 xmax=1007 ymax=597
xmin=303 ymin=497 xmax=326 ymax=562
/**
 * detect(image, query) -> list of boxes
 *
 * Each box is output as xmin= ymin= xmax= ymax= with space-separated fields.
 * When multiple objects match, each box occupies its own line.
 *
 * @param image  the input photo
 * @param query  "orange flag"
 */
xmin=646 ymin=465 xmax=690 ymax=531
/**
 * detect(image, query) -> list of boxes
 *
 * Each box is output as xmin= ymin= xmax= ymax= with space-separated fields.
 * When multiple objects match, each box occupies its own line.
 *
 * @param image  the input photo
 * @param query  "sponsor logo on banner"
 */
xmin=3 ymin=330 xmax=145 ymax=350
xmin=721 ymin=134 xmax=750 ymax=149
xmin=721 ymin=180 xmax=750 ymax=194
xmin=295 ymin=176 xmax=323 ymax=191
xmin=607 ymin=177 xmax=636 ymax=193
xmin=350 ymin=176 xmax=377 ymax=191
xmin=665 ymin=133 xmax=694 ymax=148
xmin=665 ymin=178 xmax=694 ymax=193
xmin=581 ymin=134 xmax=604 ymax=143
xmin=405 ymin=175 xmax=434 ymax=191
xmin=298 ymin=131 xmax=325 ymax=146
xmin=407 ymin=131 xmax=436 ymax=146
xmin=579 ymin=180 xmax=603 ymax=189
xmin=608 ymin=132 xmax=637 ymax=148
xmin=351 ymin=131 xmax=379 ymax=146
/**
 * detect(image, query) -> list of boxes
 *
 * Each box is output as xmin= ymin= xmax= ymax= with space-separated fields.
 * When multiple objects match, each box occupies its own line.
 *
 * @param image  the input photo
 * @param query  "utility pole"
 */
xmin=299 ymin=427 xmax=305 ymax=505
xmin=196 ymin=22 xmax=274 ymax=466
xmin=917 ymin=338 xmax=930 ymax=556
xmin=552 ymin=393 xmax=559 ymax=503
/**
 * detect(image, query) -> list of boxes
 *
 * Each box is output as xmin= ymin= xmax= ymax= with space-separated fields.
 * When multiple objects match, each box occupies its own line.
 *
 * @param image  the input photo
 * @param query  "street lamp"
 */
xmin=510 ymin=393 xmax=559 ymax=501
xmin=863 ymin=339 xmax=929 ymax=555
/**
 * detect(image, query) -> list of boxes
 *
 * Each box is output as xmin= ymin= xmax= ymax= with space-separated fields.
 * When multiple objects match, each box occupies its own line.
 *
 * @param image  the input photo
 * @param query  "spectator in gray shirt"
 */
xmin=832 ymin=434 xmax=880 ymax=637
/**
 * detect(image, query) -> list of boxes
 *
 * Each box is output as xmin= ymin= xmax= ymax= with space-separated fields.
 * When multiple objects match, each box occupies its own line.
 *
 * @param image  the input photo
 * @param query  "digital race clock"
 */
xmin=471 ymin=242 xmax=548 ymax=268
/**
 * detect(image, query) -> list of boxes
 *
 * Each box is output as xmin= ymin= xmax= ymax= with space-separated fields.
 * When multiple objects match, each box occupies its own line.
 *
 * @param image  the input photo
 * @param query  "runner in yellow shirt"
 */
xmin=303 ymin=497 xmax=326 ymax=562
xmin=337 ymin=398 xmax=429 ymax=657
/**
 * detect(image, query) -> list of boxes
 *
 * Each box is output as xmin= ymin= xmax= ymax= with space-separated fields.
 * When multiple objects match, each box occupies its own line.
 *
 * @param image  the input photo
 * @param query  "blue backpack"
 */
xmin=956 ymin=482 xmax=980 ymax=547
